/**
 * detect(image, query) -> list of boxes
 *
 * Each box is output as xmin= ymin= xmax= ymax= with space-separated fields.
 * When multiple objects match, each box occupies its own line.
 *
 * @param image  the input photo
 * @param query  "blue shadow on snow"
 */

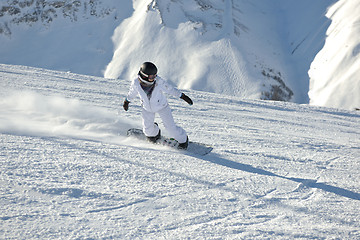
xmin=200 ymin=153 xmax=360 ymax=201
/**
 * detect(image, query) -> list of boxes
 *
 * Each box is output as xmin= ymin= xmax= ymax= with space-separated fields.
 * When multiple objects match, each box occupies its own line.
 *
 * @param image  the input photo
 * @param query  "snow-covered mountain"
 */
xmin=0 ymin=0 xmax=359 ymax=109
xmin=1 ymin=64 xmax=360 ymax=239
xmin=0 ymin=0 xmax=130 ymax=76
xmin=308 ymin=0 xmax=360 ymax=110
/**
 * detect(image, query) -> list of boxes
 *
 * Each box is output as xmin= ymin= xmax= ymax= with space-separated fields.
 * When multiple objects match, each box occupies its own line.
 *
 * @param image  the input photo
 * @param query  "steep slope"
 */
xmin=309 ymin=0 xmax=360 ymax=110
xmin=274 ymin=0 xmax=337 ymax=103
xmin=1 ymin=64 xmax=360 ymax=239
xmin=104 ymin=0 xmax=296 ymax=101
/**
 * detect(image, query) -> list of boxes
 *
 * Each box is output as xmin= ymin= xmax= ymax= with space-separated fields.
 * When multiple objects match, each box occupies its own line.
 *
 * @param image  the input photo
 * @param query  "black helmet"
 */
xmin=138 ymin=62 xmax=158 ymax=85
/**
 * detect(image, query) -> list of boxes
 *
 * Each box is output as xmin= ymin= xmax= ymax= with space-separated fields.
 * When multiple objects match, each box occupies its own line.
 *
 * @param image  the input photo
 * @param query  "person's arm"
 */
xmin=158 ymin=77 xmax=193 ymax=105
xmin=123 ymin=79 xmax=138 ymax=111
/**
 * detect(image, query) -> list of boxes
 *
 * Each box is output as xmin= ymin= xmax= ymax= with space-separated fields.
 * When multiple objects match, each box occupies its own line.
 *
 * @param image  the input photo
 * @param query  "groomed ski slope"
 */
xmin=1 ymin=64 xmax=360 ymax=239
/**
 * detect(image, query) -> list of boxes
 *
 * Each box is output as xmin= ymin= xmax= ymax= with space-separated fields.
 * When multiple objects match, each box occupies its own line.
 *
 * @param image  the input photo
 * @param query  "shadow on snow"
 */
xmin=201 ymin=152 xmax=360 ymax=201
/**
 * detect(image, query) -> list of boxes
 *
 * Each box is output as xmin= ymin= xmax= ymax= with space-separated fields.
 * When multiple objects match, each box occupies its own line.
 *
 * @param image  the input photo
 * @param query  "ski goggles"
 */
xmin=139 ymin=74 xmax=156 ymax=85
xmin=147 ymin=75 xmax=156 ymax=81
xmin=140 ymin=71 xmax=157 ymax=81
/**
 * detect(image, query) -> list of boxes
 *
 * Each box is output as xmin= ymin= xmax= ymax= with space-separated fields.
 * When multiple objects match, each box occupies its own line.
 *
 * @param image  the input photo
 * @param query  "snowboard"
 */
xmin=127 ymin=128 xmax=213 ymax=156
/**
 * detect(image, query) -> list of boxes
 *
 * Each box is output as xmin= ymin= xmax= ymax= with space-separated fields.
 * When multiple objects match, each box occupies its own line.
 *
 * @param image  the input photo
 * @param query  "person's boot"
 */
xmin=147 ymin=129 xmax=161 ymax=143
xmin=178 ymin=136 xmax=189 ymax=150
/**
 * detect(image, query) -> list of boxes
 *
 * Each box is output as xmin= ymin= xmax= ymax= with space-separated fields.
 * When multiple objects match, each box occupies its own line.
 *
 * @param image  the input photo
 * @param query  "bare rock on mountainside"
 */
xmin=0 ymin=0 xmax=113 ymax=36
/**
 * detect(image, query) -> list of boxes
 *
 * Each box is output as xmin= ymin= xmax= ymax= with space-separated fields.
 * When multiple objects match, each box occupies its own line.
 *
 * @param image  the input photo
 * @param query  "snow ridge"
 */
xmin=309 ymin=0 xmax=360 ymax=110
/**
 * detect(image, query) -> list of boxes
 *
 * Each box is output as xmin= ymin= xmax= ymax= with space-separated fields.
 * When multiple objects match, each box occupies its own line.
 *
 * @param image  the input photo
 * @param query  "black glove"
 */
xmin=123 ymin=99 xmax=130 ymax=111
xmin=180 ymin=93 xmax=193 ymax=105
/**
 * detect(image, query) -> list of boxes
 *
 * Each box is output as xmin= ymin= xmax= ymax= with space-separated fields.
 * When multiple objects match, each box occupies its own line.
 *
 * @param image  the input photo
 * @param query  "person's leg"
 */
xmin=141 ymin=109 xmax=160 ymax=140
xmin=158 ymin=105 xmax=187 ymax=144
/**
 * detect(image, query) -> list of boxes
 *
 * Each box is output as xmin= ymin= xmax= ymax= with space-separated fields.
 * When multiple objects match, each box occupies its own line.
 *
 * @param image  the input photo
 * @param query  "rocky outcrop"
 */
xmin=0 ymin=0 xmax=114 ymax=36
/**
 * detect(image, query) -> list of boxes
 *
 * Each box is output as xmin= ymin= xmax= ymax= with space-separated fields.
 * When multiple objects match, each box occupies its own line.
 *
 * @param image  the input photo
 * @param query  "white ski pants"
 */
xmin=141 ymin=105 xmax=187 ymax=143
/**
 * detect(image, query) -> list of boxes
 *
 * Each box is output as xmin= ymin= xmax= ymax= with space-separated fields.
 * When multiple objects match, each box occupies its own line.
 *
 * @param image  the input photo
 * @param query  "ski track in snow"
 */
xmin=1 ymin=64 xmax=360 ymax=239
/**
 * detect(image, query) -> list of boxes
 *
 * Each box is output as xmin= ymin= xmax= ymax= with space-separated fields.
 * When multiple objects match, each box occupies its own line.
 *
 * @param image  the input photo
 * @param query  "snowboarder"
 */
xmin=123 ymin=62 xmax=193 ymax=149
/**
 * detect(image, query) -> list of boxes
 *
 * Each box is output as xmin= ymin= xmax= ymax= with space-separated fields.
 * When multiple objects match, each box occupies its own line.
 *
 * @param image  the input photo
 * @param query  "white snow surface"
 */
xmin=309 ymin=0 xmax=360 ymax=111
xmin=1 ymin=0 xmax=359 ymax=110
xmin=1 ymin=64 xmax=360 ymax=239
xmin=0 ymin=0 xmax=133 ymax=76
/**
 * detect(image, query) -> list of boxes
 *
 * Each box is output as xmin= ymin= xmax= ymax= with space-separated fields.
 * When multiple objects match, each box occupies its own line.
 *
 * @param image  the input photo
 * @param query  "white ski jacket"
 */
xmin=126 ymin=76 xmax=182 ymax=113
